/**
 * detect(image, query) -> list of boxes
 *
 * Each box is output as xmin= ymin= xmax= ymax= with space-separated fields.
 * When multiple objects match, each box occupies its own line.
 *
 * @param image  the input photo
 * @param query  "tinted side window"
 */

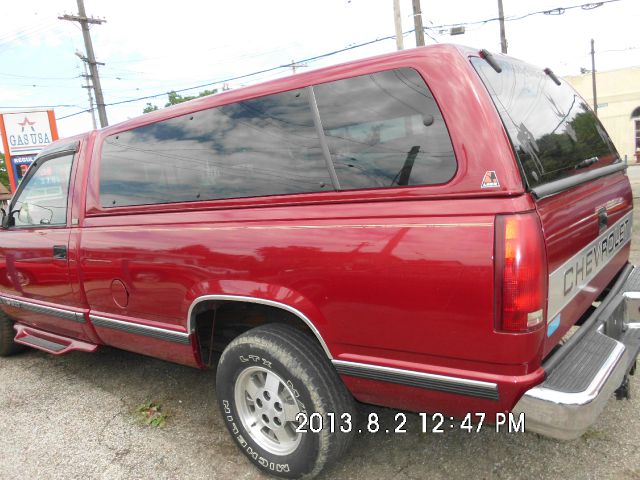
xmin=314 ymin=68 xmax=456 ymax=189
xmin=100 ymin=89 xmax=331 ymax=207
xmin=471 ymin=57 xmax=619 ymax=188
xmin=12 ymin=154 xmax=73 ymax=227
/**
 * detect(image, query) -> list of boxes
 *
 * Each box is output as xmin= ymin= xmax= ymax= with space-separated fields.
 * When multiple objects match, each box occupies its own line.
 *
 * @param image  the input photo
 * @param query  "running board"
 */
xmin=13 ymin=324 xmax=98 ymax=355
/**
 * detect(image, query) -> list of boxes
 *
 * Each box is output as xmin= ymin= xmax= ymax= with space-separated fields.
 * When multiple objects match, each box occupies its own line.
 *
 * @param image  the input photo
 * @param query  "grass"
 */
xmin=135 ymin=401 xmax=169 ymax=428
xmin=581 ymin=427 xmax=607 ymax=441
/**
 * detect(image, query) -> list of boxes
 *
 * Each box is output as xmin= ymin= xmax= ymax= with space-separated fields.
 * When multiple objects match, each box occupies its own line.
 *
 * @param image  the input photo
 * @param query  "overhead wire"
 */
xmin=0 ymin=103 xmax=83 ymax=109
xmin=422 ymin=0 xmax=622 ymax=31
xmin=0 ymin=20 xmax=59 ymax=54
xmin=0 ymin=0 xmax=623 ymax=120
xmin=59 ymin=0 xmax=624 ymax=120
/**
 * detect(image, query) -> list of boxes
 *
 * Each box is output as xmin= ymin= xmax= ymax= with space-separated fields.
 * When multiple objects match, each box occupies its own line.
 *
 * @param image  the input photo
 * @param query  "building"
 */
xmin=565 ymin=67 xmax=640 ymax=163
xmin=0 ymin=182 xmax=11 ymax=209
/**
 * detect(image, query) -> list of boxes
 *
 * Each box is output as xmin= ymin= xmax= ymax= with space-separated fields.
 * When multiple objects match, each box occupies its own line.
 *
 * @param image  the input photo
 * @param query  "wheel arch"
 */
xmin=187 ymin=295 xmax=333 ymax=359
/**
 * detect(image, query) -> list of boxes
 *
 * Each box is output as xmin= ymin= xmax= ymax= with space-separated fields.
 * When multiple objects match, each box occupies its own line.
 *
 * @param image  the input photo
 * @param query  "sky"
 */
xmin=0 ymin=0 xmax=638 ymax=148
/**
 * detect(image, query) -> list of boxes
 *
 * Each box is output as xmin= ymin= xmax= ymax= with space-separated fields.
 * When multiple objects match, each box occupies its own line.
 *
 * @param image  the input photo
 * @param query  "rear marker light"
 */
xmin=495 ymin=213 xmax=548 ymax=333
xmin=527 ymin=309 xmax=544 ymax=328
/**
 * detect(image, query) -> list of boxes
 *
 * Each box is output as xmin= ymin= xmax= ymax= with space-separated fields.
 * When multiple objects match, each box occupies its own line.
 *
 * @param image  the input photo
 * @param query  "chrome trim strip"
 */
xmin=332 ymin=359 xmax=499 ymax=400
xmin=185 ymin=223 xmax=493 ymax=231
xmin=90 ymin=315 xmax=190 ymax=345
xmin=187 ymin=295 xmax=332 ymax=359
xmin=0 ymin=295 xmax=84 ymax=323
xmin=547 ymin=210 xmax=633 ymax=322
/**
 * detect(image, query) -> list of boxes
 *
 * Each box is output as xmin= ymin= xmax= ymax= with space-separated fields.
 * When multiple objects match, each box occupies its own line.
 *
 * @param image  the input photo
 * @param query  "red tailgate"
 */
xmin=469 ymin=51 xmax=633 ymax=356
xmin=536 ymin=172 xmax=632 ymax=355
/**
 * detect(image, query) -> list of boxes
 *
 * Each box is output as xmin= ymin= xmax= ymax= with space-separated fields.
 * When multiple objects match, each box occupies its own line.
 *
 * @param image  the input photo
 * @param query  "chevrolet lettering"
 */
xmin=548 ymin=211 xmax=633 ymax=322
xmin=0 ymin=45 xmax=638 ymax=479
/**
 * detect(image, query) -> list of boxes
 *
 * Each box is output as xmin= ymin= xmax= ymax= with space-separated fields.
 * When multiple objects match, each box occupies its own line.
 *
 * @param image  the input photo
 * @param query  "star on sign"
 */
xmin=18 ymin=117 xmax=36 ymax=132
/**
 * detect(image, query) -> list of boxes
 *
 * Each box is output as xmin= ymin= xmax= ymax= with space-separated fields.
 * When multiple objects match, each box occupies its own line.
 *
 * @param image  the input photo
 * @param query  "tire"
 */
xmin=216 ymin=323 xmax=355 ymax=479
xmin=0 ymin=309 xmax=24 ymax=357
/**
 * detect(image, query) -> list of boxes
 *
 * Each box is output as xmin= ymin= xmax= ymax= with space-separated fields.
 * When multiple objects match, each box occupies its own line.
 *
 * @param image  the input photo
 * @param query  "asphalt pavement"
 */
xmin=1 ymin=174 xmax=640 ymax=480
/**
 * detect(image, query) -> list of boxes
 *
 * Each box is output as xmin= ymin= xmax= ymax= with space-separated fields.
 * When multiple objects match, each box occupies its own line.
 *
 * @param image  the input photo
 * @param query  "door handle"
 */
xmin=53 ymin=245 xmax=67 ymax=260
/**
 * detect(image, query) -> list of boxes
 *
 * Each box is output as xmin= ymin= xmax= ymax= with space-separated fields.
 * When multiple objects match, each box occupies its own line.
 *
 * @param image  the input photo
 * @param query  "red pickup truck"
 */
xmin=1 ymin=44 xmax=638 ymax=478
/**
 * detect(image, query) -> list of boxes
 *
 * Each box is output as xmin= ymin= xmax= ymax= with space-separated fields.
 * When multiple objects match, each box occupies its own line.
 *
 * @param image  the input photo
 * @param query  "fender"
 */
xmin=187 ymin=294 xmax=333 ymax=359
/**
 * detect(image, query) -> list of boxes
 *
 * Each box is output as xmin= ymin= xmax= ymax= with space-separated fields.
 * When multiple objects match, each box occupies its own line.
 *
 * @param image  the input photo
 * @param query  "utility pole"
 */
xmin=591 ymin=38 xmax=598 ymax=117
xmin=59 ymin=0 xmax=108 ymax=127
xmin=497 ymin=0 xmax=507 ymax=53
xmin=412 ymin=0 xmax=425 ymax=47
xmin=393 ymin=0 xmax=404 ymax=51
xmin=80 ymin=59 xmax=97 ymax=129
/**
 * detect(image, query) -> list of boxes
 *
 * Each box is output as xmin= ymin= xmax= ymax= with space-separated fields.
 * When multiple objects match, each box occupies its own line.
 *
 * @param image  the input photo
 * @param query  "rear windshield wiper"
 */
xmin=479 ymin=49 xmax=502 ymax=73
xmin=544 ymin=68 xmax=562 ymax=86
xmin=573 ymin=156 xmax=599 ymax=170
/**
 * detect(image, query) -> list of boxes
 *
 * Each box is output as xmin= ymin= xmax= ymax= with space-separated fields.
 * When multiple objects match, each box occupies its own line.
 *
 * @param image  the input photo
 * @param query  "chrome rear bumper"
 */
xmin=512 ymin=265 xmax=640 ymax=440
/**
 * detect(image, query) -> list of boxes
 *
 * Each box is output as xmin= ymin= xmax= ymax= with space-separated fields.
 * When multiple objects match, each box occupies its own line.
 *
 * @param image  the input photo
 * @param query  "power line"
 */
xmin=0 ymin=20 xmax=57 ymax=46
xmin=0 ymin=0 xmax=620 ymax=114
xmin=0 ymin=24 xmax=60 ymax=56
xmin=0 ymin=82 xmax=83 ymax=89
xmin=424 ymin=0 xmax=622 ymax=31
xmin=0 ymin=72 xmax=79 ymax=80
xmin=49 ymin=0 xmax=623 ymax=121
xmin=597 ymin=46 xmax=639 ymax=54
xmin=57 ymin=32 xmax=405 ymax=121
xmin=0 ymin=103 xmax=82 ymax=109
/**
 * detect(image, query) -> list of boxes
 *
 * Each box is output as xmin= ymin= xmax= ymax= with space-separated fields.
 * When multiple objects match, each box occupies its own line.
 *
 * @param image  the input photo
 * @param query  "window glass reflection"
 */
xmin=314 ymin=68 xmax=457 ymax=189
xmin=472 ymin=57 xmax=619 ymax=187
xmin=100 ymin=89 xmax=331 ymax=207
xmin=13 ymin=154 xmax=73 ymax=226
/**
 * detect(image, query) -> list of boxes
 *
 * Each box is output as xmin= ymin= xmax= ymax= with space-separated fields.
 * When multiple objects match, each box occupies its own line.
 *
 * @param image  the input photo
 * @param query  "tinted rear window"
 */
xmin=314 ymin=68 xmax=456 ymax=189
xmin=100 ymin=89 xmax=331 ymax=207
xmin=471 ymin=57 xmax=619 ymax=188
xmin=99 ymin=68 xmax=456 ymax=208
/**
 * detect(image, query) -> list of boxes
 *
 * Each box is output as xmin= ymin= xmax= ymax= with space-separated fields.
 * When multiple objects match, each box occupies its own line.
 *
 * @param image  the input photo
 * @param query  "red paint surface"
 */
xmin=14 ymin=323 xmax=97 ymax=355
xmin=535 ymin=171 xmax=633 ymax=356
xmin=0 ymin=45 xmax=632 ymax=417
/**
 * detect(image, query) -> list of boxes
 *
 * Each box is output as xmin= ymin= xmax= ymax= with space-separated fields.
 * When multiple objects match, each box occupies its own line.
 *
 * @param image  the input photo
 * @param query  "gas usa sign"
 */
xmin=0 ymin=110 xmax=59 ymax=192
xmin=2 ymin=111 xmax=54 ymax=156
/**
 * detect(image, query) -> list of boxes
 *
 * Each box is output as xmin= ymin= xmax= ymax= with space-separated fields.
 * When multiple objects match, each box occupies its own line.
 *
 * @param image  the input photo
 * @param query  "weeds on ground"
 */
xmin=581 ymin=427 xmax=607 ymax=441
xmin=135 ymin=401 xmax=169 ymax=428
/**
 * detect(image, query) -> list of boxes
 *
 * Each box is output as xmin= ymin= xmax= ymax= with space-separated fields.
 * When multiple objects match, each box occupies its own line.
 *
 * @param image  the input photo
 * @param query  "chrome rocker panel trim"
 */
xmin=332 ymin=359 xmax=499 ymax=400
xmin=90 ymin=315 xmax=191 ymax=345
xmin=0 ymin=294 xmax=84 ymax=323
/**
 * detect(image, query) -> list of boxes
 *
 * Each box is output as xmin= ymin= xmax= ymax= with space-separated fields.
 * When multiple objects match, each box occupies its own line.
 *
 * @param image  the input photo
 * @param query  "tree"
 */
xmin=142 ymin=88 xmax=218 ymax=114
xmin=0 ymin=152 xmax=10 ymax=190
xmin=142 ymin=103 xmax=159 ymax=114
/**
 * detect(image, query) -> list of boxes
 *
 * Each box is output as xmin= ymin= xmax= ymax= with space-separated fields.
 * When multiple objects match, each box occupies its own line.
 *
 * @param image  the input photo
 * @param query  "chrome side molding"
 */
xmin=0 ymin=294 xmax=84 ymax=323
xmin=90 ymin=315 xmax=191 ymax=345
xmin=332 ymin=359 xmax=499 ymax=400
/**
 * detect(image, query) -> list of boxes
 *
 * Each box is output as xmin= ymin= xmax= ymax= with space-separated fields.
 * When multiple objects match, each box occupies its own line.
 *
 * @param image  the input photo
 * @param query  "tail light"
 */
xmin=494 ymin=213 xmax=548 ymax=332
